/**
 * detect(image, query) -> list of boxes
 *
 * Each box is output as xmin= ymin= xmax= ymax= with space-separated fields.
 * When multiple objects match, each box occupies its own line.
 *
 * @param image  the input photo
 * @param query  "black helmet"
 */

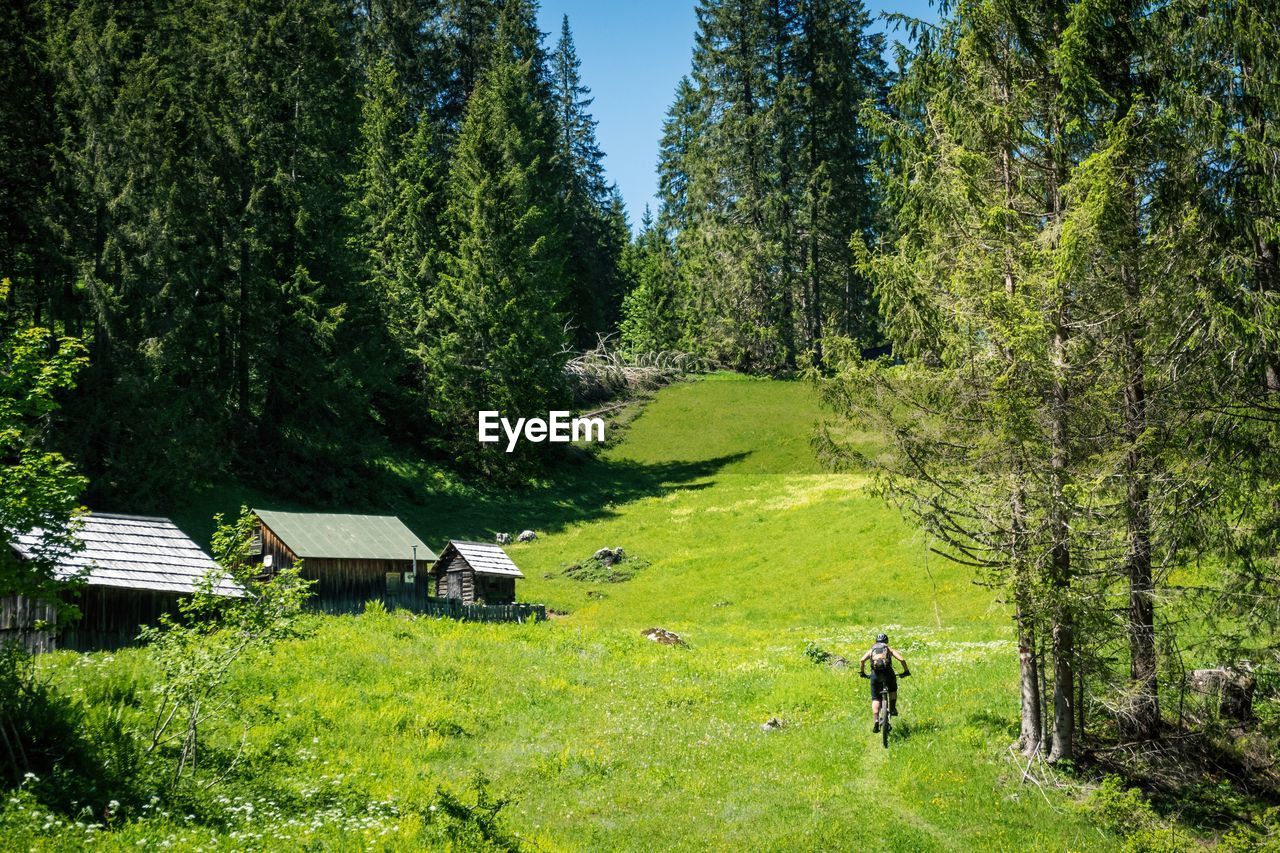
xmin=876 ymin=633 xmax=889 ymax=644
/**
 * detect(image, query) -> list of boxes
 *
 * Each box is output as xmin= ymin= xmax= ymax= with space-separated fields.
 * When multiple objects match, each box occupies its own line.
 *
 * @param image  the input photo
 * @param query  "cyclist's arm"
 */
xmin=891 ymin=648 xmax=909 ymax=673
xmin=858 ymin=649 xmax=872 ymax=675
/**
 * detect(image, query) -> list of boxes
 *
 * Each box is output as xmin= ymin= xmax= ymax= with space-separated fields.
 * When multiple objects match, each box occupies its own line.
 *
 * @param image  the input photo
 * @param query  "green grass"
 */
xmin=21 ymin=376 xmax=1130 ymax=850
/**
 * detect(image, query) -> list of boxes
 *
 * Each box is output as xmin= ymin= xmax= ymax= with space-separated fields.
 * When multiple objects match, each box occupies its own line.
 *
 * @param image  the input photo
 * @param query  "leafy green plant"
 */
xmin=803 ymin=642 xmax=832 ymax=665
xmin=420 ymin=772 xmax=523 ymax=851
xmin=1082 ymin=776 xmax=1162 ymax=838
xmin=0 ymin=643 xmax=128 ymax=815
xmin=139 ymin=508 xmax=314 ymax=786
xmin=0 ymin=309 xmax=88 ymax=612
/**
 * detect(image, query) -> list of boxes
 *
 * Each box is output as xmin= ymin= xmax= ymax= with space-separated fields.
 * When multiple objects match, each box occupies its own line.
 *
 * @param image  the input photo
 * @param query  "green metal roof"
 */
xmin=253 ymin=509 xmax=438 ymax=562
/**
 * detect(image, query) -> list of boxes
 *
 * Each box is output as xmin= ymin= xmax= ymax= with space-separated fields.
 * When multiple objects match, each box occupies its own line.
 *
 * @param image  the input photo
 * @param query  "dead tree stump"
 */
xmin=1188 ymin=667 xmax=1256 ymax=723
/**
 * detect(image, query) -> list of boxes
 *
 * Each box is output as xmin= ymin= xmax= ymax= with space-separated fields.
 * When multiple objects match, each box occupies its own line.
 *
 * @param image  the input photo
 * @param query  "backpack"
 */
xmin=870 ymin=642 xmax=892 ymax=674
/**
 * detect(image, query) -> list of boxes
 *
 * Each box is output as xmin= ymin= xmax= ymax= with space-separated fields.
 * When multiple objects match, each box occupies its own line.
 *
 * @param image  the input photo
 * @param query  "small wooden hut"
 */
xmin=433 ymin=541 xmax=524 ymax=605
xmin=252 ymin=509 xmax=436 ymax=600
xmin=3 ymin=513 xmax=242 ymax=651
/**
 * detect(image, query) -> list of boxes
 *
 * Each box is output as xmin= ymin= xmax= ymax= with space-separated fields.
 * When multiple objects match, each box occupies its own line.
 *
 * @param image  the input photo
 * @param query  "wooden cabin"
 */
xmin=3 ymin=513 xmax=242 ymax=651
xmin=434 ymin=541 xmax=524 ymax=605
xmin=252 ymin=509 xmax=437 ymax=600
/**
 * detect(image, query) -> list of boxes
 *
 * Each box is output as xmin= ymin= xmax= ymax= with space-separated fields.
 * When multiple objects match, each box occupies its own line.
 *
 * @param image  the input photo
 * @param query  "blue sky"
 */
xmin=534 ymin=1 xmax=939 ymax=228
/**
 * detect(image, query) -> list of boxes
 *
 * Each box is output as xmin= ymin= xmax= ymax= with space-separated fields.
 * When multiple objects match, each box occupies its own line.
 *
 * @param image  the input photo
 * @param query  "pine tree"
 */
xmin=658 ymin=0 xmax=887 ymax=369
xmin=821 ymin=0 xmax=1098 ymax=761
xmin=0 ymin=1 xmax=61 ymax=331
xmin=620 ymin=207 xmax=684 ymax=354
xmin=551 ymin=15 xmax=626 ymax=347
xmin=348 ymin=55 xmax=443 ymax=436
xmin=424 ymin=0 xmax=569 ymax=472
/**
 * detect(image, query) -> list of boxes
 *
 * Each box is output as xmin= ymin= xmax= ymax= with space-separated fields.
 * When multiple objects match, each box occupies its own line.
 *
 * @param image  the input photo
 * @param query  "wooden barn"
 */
xmin=3 ymin=513 xmax=242 ymax=651
xmin=433 ymin=541 xmax=525 ymax=605
xmin=252 ymin=509 xmax=436 ymax=600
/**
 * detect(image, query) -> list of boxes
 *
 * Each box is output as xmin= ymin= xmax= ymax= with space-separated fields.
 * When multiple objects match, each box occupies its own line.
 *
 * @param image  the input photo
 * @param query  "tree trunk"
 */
xmin=999 ymin=56 xmax=1041 ymax=757
xmin=1122 ymin=297 xmax=1159 ymax=741
xmin=1017 ymin=599 xmax=1042 ymax=756
xmin=1048 ymin=234 xmax=1074 ymax=763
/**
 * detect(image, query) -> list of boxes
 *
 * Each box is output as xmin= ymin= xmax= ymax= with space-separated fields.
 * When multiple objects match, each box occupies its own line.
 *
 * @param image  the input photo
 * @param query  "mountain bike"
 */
xmin=865 ymin=669 xmax=910 ymax=748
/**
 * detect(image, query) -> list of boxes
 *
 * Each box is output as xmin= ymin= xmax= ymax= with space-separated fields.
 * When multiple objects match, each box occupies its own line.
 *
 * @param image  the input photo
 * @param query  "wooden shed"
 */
xmin=3 ymin=513 xmax=242 ymax=651
xmin=252 ymin=509 xmax=437 ymax=600
xmin=434 ymin=541 xmax=524 ymax=605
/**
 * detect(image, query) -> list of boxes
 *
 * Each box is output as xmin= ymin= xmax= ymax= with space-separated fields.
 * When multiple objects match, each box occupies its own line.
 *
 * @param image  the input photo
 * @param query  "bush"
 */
xmin=803 ymin=642 xmax=832 ymax=665
xmin=1218 ymin=808 xmax=1280 ymax=853
xmin=417 ymin=772 xmax=524 ymax=851
xmin=1083 ymin=776 xmax=1160 ymax=836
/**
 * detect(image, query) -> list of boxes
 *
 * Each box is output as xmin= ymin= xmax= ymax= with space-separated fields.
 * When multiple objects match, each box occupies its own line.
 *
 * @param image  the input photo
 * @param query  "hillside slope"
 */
xmin=32 ymin=377 xmax=1116 ymax=850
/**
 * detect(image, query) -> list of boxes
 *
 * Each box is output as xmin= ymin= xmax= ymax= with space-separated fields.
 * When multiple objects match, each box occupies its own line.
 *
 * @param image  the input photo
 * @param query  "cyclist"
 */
xmin=859 ymin=632 xmax=910 ymax=733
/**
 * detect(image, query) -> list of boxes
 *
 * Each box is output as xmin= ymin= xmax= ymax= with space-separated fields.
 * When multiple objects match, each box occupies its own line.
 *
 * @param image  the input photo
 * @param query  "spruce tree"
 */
xmin=551 ymin=15 xmax=626 ymax=347
xmin=349 ymin=55 xmax=443 ymax=436
xmin=620 ymin=208 xmax=684 ymax=354
xmin=659 ymin=0 xmax=887 ymax=369
xmin=425 ymin=0 xmax=569 ymax=471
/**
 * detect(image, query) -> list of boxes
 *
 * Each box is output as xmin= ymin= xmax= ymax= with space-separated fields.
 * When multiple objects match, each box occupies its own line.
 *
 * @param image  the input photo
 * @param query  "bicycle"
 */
xmin=863 ymin=668 xmax=910 ymax=748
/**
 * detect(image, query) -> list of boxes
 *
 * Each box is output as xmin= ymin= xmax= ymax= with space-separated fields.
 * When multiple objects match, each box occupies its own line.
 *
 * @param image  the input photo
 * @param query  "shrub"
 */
xmin=418 ymin=772 xmax=524 ymax=851
xmin=803 ymin=642 xmax=832 ymax=665
xmin=1083 ymin=776 xmax=1160 ymax=836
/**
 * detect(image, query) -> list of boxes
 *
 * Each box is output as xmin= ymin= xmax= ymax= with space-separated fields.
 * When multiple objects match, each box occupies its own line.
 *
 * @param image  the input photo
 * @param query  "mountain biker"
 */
xmin=859 ymin=632 xmax=910 ymax=733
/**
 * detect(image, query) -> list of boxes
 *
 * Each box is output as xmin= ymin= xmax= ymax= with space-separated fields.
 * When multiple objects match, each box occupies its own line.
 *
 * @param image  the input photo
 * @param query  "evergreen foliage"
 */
xmin=423 ymin=0 xmax=570 ymax=473
xmin=817 ymin=0 xmax=1280 ymax=762
xmin=629 ymin=0 xmax=887 ymax=371
xmin=552 ymin=16 xmax=628 ymax=347
xmin=1 ymin=0 xmax=629 ymax=494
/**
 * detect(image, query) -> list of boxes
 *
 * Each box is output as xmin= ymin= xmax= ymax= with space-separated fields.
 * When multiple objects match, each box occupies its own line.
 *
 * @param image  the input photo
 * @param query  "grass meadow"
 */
xmin=9 ymin=377 xmax=1180 ymax=849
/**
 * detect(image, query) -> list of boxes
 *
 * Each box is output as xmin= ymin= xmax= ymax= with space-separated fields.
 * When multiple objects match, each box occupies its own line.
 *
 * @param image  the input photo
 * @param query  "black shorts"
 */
xmin=869 ymin=672 xmax=897 ymax=699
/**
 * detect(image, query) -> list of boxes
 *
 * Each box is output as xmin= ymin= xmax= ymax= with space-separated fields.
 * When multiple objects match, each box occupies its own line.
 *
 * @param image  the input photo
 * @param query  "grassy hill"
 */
xmin=20 ymin=377 xmax=1151 ymax=849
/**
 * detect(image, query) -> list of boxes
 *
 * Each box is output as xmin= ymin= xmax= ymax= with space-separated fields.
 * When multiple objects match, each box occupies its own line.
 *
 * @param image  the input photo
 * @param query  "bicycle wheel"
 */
xmin=881 ymin=694 xmax=890 ymax=748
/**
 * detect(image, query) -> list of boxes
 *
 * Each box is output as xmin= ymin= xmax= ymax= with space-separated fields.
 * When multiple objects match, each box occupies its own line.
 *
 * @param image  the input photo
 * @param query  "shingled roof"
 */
xmin=254 ymin=509 xmax=437 ymax=562
xmin=442 ymin=541 xmax=524 ymax=578
xmin=9 ymin=513 xmax=242 ymax=597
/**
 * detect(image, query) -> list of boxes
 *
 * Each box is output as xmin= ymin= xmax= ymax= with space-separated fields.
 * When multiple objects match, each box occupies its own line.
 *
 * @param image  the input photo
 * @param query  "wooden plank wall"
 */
xmin=1 ymin=587 xmax=185 ymax=652
xmin=258 ymin=522 xmax=298 ymax=571
xmin=303 ymin=558 xmax=419 ymax=598
xmin=435 ymin=553 xmax=475 ymax=602
xmin=473 ymin=575 xmax=516 ymax=605
xmin=0 ymin=594 xmax=58 ymax=653
xmin=61 ymin=586 xmax=186 ymax=650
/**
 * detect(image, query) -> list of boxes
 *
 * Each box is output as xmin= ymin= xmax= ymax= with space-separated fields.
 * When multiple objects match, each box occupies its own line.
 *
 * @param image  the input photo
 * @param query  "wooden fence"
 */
xmin=3 ymin=590 xmax=545 ymax=654
xmin=305 ymin=591 xmax=547 ymax=623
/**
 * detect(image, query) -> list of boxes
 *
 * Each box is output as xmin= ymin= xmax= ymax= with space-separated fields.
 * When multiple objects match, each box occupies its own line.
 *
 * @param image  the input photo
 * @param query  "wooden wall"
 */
xmin=435 ymin=553 xmax=473 ymax=601
xmin=258 ymin=522 xmax=298 ymax=572
xmin=1 ymin=586 xmax=187 ymax=652
xmin=474 ymin=575 xmax=516 ymax=606
xmin=62 ymin=586 xmax=186 ymax=650
xmin=302 ymin=557 xmax=420 ymax=598
xmin=0 ymin=594 xmax=57 ymax=653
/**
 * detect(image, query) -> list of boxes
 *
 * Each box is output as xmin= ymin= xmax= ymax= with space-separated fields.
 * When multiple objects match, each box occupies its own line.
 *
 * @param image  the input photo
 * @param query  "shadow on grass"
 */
xmin=891 ymin=718 xmax=943 ymax=741
xmin=967 ymin=710 xmax=1020 ymax=741
xmin=172 ymin=449 xmax=752 ymax=548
